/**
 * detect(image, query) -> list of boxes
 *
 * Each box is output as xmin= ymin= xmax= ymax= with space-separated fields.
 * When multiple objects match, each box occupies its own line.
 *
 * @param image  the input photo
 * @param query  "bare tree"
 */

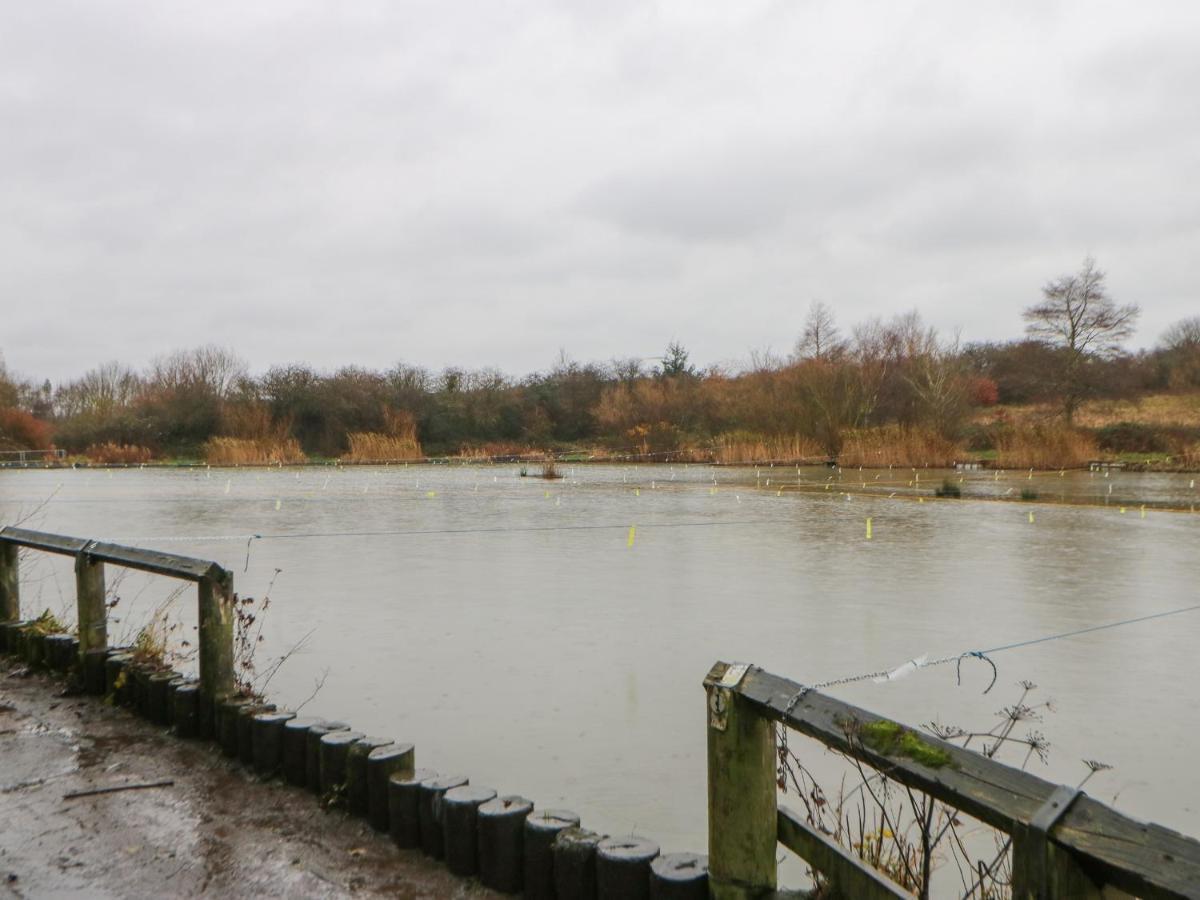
xmin=1162 ymin=315 xmax=1200 ymax=350
xmin=0 ymin=351 xmax=18 ymax=408
xmin=54 ymin=362 xmax=142 ymax=418
xmin=150 ymin=345 xmax=246 ymax=399
xmin=1159 ymin=315 xmax=1200 ymax=388
xmin=609 ymin=357 xmax=644 ymax=383
xmin=794 ymin=300 xmax=845 ymax=361
xmin=1023 ymin=257 xmax=1139 ymax=421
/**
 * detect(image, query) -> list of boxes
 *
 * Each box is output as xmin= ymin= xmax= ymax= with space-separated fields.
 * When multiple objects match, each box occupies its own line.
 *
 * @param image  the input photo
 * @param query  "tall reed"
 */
xmin=838 ymin=426 xmax=964 ymax=468
xmin=709 ymin=432 xmax=825 ymax=464
xmin=342 ymin=432 xmax=423 ymax=462
xmin=203 ymin=436 xmax=307 ymax=466
xmin=995 ymin=424 xmax=1096 ymax=470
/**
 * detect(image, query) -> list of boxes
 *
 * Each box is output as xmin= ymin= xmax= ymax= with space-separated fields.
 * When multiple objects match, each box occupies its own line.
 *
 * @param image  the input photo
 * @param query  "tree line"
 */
xmin=2 ymin=258 xmax=1198 ymax=461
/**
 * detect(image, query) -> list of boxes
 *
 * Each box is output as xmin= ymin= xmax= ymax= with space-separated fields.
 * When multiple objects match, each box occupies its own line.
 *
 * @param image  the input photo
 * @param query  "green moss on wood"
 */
xmin=860 ymin=719 xmax=954 ymax=769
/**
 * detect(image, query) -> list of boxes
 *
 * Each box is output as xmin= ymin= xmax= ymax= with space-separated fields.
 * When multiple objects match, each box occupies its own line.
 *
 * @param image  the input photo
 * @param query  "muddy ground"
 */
xmin=0 ymin=666 xmax=499 ymax=899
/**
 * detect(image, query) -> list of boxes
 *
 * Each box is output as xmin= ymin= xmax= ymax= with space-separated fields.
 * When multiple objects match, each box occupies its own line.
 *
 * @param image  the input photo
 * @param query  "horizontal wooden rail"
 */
xmin=707 ymin=660 xmax=1200 ymax=900
xmin=84 ymin=541 xmax=222 ymax=583
xmin=0 ymin=527 xmax=90 ymax=556
xmin=776 ymin=806 xmax=909 ymax=899
xmin=0 ymin=528 xmax=223 ymax=582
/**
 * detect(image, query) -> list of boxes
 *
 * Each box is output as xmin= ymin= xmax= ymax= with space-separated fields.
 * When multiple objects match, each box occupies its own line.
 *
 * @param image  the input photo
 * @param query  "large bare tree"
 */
xmin=794 ymin=300 xmax=845 ymax=361
xmin=1023 ymin=257 xmax=1139 ymax=421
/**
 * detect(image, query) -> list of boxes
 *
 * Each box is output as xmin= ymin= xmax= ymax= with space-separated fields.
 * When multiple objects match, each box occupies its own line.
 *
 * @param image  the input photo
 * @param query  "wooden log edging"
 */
xmin=0 ymin=527 xmax=711 ymax=898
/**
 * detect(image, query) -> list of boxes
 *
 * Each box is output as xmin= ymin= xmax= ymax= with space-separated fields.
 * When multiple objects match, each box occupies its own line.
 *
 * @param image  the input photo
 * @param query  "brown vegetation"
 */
xmin=982 ymin=392 xmax=1200 ymax=430
xmin=995 ymin=424 xmax=1097 ymax=470
xmin=203 ymin=437 xmax=307 ymax=466
xmin=341 ymin=410 xmax=423 ymax=462
xmin=455 ymin=441 xmax=542 ymax=460
xmin=3 ymin=277 xmax=1199 ymax=470
xmin=83 ymin=442 xmax=155 ymax=464
xmin=708 ymin=432 xmax=825 ymax=464
xmin=341 ymin=433 xmax=423 ymax=462
xmin=0 ymin=407 xmax=52 ymax=450
xmin=838 ymin=426 xmax=965 ymax=469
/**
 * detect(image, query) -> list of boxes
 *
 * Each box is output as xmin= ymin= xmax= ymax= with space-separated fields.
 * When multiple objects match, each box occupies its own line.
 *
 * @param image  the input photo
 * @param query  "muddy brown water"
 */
xmin=3 ymin=463 xmax=1198 ymax=868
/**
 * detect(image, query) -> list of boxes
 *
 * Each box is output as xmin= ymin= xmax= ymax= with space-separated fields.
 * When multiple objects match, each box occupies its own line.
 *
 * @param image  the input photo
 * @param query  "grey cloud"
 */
xmin=2 ymin=1 xmax=1199 ymax=383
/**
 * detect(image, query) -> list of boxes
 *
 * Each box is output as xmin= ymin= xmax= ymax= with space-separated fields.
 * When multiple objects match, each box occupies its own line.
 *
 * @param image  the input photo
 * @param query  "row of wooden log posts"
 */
xmin=0 ymin=526 xmax=708 ymax=900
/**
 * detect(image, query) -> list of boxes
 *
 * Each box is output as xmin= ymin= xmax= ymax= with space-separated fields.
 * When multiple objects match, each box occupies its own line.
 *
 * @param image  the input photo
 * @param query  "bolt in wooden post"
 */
xmin=706 ymin=661 xmax=777 ymax=900
xmin=198 ymin=569 xmax=235 ymax=702
xmin=74 ymin=550 xmax=107 ymax=658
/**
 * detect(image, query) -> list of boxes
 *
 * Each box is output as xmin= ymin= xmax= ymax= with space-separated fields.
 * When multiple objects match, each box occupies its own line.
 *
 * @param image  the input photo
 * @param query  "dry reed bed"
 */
xmin=203 ymin=437 xmax=307 ymax=466
xmin=83 ymin=442 xmax=156 ymax=464
xmin=837 ymin=427 xmax=963 ymax=468
xmin=708 ymin=433 xmax=825 ymax=464
xmin=994 ymin=425 xmax=1097 ymax=470
xmin=341 ymin=432 xmax=423 ymax=462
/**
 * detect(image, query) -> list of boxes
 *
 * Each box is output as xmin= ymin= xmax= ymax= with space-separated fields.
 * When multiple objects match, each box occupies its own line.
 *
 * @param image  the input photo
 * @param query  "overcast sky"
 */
xmin=2 ymin=1 xmax=1198 ymax=384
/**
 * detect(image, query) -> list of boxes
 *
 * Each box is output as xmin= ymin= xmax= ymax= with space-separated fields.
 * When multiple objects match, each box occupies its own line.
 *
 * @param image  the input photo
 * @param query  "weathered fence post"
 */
xmin=197 ymin=568 xmax=235 ymax=700
xmin=74 ymin=547 xmax=107 ymax=657
xmin=0 ymin=540 xmax=18 ymax=623
xmin=1010 ymin=786 xmax=1106 ymax=899
xmin=706 ymin=661 xmax=776 ymax=900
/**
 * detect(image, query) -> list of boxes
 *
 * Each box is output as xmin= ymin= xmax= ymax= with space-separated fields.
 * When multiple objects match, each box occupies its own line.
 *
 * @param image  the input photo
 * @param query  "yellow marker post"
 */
xmin=627 ymin=525 xmax=636 ymax=548
xmin=275 ymin=498 xmax=281 ymax=510
xmin=866 ymin=517 xmax=873 ymax=540
xmin=635 ymin=488 xmax=640 ymax=497
xmin=1140 ymin=505 xmax=1146 ymax=519
xmin=1028 ymin=511 xmax=1035 ymax=523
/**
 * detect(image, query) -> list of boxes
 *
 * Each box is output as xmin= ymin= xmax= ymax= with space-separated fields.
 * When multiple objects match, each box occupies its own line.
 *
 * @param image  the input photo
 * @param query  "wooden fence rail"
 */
xmin=706 ymin=660 xmax=1200 ymax=900
xmin=0 ymin=526 xmax=234 ymax=701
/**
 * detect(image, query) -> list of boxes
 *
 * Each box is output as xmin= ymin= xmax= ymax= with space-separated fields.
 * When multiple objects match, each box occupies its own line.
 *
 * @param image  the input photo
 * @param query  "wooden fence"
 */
xmin=706 ymin=660 xmax=1200 ymax=899
xmin=0 ymin=525 xmax=234 ymax=701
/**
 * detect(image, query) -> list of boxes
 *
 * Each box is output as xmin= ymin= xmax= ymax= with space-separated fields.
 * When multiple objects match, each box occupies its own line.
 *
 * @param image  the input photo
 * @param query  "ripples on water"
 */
xmin=3 ymin=463 xmax=1198 ymax=865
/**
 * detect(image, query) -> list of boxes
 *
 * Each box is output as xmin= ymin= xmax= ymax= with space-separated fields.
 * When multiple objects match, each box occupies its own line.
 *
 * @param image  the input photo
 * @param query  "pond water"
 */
xmin=2 ymin=463 xmax=1198 ymax=873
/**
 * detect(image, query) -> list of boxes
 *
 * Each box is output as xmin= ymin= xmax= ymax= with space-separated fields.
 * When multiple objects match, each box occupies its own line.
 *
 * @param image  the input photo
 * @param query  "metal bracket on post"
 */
xmin=1027 ymin=785 xmax=1084 ymax=897
xmin=706 ymin=662 xmax=750 ymax=732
